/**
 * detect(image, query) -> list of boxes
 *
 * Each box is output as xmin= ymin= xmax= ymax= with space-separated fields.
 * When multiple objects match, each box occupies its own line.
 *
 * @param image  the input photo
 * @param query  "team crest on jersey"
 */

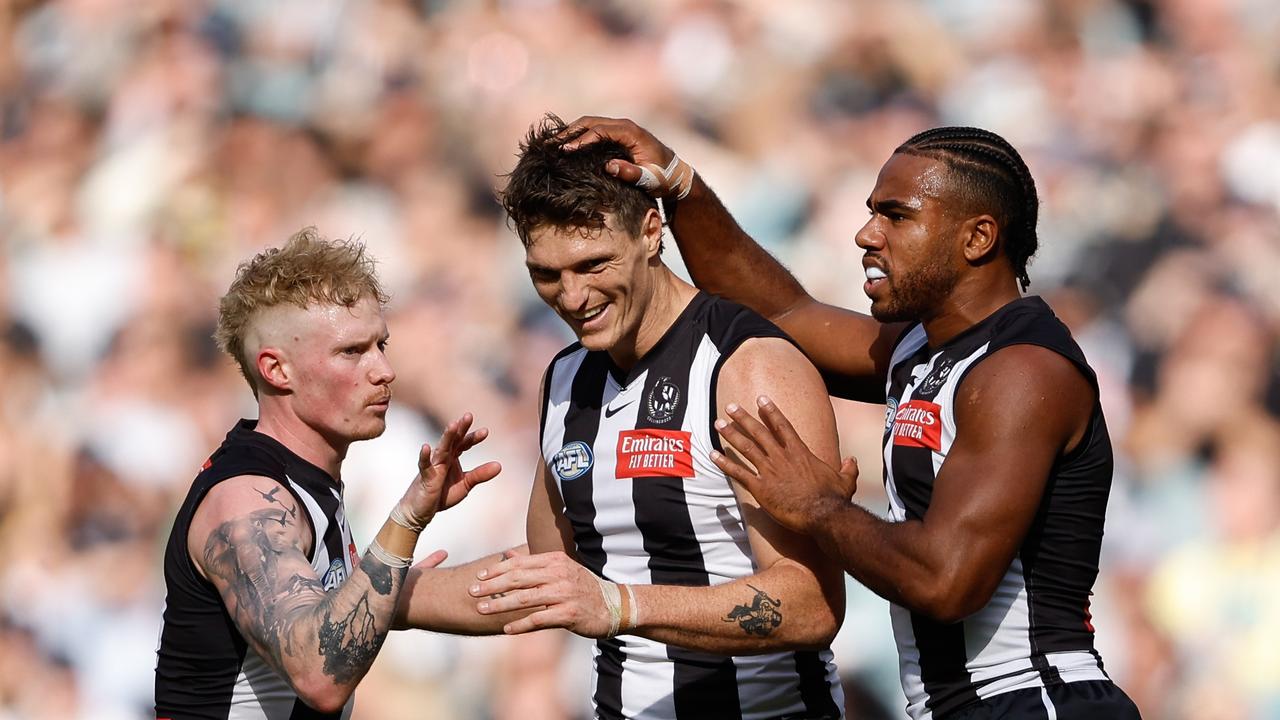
xmin=552 ymin=440 xmax=594 ymax=482
xmin=646 ymin=376 xmax=682 ymax=423
xmin=919 ymin=357 xmax=955 ymax=394
xmin=322 ymin=557 xmax=346 ymax=591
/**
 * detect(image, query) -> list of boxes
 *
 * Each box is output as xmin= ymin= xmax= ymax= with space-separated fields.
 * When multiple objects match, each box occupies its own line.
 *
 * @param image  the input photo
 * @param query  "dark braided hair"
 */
xmin=895 ymin=127 xmax=1039 ymax=291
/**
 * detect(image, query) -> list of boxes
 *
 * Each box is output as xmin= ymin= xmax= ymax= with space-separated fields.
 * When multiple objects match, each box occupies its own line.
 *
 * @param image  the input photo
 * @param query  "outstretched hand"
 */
xmin=561 ymin=116 xmax=691 ymax=198
xmin=401 ymin=413 xmax=502 ymax=528
xmin=712 ymin=396 xmax=859 ymax=534
xmin=469 ymin=551 xmax=615 ymax=638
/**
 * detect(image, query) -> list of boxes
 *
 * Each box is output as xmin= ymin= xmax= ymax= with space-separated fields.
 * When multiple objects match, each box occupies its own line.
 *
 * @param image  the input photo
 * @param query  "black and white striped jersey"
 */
xmin=880 ymin=297 xmax=1114 ymax=719
xmin=540 ymin=292 xmax=844 ymax=720
xmin=155 ymin=420 xmax=358 ymax=720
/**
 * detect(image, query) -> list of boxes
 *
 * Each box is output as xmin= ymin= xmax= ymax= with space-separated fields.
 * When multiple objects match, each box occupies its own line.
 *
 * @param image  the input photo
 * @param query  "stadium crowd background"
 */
xmin=1 ymin=0 xmax=1278 ymax=717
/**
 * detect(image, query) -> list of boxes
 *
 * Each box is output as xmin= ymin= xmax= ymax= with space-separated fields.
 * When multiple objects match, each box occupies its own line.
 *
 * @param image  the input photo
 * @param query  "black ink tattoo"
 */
xmin=255 ymin=485 xmax=298 ymax=521
xmin=318 ymin=592 xmax=382 ymax=683
xmin=360 ymin=553 xmax=395 ymax=596
xmin=723 ymin=584 xmax=783 ymax=637
xmin=489 ymin=592 xmax=506 ymax=600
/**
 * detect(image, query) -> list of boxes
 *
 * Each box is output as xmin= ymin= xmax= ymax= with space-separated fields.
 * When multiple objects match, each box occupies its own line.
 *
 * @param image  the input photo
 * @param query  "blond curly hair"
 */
xmin=215 ymin=227 xmax=388 ymax=391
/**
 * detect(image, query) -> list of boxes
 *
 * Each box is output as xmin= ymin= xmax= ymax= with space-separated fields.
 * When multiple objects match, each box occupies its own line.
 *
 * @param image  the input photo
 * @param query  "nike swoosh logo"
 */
xmin=603 ymin=401 xmax=635 ymax=418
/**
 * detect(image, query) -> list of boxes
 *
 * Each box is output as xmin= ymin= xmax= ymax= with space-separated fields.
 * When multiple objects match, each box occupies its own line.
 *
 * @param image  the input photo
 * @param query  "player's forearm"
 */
xmin=266 ymin=520 xmax=413 ymax=712
xmin=393 ymin=546 xmax=531 ymax=634
xmin=670 ymin=177 xmax=810 ymax=321
xmin=630 ymin=561 xmax=840 ymax=655
xmin=808 ymin=499 xmax=975 ymax=621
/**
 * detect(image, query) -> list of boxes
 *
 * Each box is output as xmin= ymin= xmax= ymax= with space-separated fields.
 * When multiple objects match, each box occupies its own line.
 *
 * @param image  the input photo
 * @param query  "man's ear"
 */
xmin=256 ymin=347 xmax=290 ymax=392
xmin=641 ymin=207 xmax=664 ymax=259
xmin=962 ymin=214 xmax=1000 ymax=264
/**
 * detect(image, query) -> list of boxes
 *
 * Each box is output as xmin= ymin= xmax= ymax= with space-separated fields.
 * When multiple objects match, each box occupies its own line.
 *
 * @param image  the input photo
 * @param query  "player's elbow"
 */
xmin=909 ymin=573 xmax=994 ymax=624
xmin=292 ymin=675 xmax=353 ymax=715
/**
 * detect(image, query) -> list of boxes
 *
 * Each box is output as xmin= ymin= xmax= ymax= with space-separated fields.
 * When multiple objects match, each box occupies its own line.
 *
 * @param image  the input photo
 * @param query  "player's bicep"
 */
xmin=772 ymin=302 xmax=907 ymax=403
xmin=190 ymin=476 xmax=325 ymax=665
xmin=717 ymin=338 xmax=840 ymax=569
xmin=927 ymin=347 xmax=1094 ymax=589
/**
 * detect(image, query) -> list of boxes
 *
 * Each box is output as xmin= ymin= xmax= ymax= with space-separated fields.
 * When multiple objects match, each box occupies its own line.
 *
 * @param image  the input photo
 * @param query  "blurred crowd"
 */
xmin=0 ymin=0 xmax=1277 ymax=718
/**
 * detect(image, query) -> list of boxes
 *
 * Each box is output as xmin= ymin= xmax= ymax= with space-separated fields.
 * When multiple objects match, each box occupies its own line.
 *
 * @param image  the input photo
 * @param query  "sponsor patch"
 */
xmin=615 ymin=429 xmax=694 ymax=479
xmin=891 ymin=399 xmax=942 ymax=451
xmin=552 ymin=440 xmax=594 ymax=482
xmin=322 ymin=557 xmax=346 ymax=591
xmin=646 ymin=376 xmax=682 ymax=424
xmin=884 ymin=396 xmax=899 ymax=431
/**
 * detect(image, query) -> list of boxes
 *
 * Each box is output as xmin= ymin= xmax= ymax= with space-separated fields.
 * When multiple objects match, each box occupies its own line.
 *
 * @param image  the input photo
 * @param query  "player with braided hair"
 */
xmin=562 ymin=118 xmax=1139 ymax=719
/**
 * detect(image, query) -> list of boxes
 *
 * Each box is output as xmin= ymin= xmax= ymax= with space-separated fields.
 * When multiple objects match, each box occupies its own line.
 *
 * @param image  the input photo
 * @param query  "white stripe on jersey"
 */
xmin=230 ymin=650 xmax=354 ymax=719
xmin=287 ymin=474 xmax=330 ymax=571
xmin=883 ymin=326 xmax=927 ymax=522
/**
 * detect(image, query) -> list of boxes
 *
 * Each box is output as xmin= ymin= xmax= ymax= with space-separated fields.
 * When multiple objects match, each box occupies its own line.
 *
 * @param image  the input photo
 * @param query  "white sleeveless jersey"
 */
xmin=540 ymin=293 xmax=844 ymax=720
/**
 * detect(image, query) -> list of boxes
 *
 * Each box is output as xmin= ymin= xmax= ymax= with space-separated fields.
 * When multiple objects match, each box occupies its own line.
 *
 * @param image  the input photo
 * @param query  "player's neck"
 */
xmin=608 ymin=269 xmax=697 ymax=371
xmin=254 ymin=405 xmax=347 ymax=481
xmin=921 ymin=274 xmax=1022 ymax=348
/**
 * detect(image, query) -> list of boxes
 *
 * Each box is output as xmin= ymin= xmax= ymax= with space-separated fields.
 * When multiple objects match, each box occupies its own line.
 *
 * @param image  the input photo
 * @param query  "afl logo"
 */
xmin=322 ymin=558 xmax=346 ymax=591
xmin=646 ymin=377 xmax=682 ymax=424
xmin=552 ymin=440 xmax=594 ymax=482
xmin=885 ymin=396 xmax=899 ymax=430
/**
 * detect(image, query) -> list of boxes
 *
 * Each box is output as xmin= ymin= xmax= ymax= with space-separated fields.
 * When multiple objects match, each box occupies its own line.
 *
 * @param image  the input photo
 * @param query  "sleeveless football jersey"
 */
xmin=540 ymin=292 xmax=844 ymax=720
xmin=881 ymin=297 xmax=1115 ymax=719
xmin=155 ymin=420 xmax=357 ymax=720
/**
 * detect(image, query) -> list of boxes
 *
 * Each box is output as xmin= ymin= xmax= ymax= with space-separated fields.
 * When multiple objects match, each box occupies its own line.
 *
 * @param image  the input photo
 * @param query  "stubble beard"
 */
xmin=870 ymin=256 xmax=961 ymax=324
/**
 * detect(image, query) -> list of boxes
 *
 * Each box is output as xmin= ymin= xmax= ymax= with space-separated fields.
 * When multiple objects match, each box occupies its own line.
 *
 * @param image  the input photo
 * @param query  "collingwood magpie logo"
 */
xmin=920 ymin=357 xmax=955 ymax=394
xmin=646 ymin=376 xmax=681 ymax=423
xmin=552 ymin=440 xmax=593 ymax=482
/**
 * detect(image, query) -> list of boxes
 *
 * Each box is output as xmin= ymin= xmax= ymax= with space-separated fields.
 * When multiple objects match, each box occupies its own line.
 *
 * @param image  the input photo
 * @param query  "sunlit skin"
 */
xmin=524 ymin=208 xmax=694 ymax=370
xmin=855 ymin=153 xmax=1017 ymax=347
xmin=245 ymin=295 xmax=395 ymax=477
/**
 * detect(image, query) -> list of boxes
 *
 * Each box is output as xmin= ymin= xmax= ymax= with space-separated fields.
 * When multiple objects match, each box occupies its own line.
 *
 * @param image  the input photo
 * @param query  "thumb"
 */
xmin=838 ymin=456 xmax=859 ymax=497
xmin=413 ymin=549 xmax=449 ymax=570
xmin=606 ymin=158 xmax=645 ymax=186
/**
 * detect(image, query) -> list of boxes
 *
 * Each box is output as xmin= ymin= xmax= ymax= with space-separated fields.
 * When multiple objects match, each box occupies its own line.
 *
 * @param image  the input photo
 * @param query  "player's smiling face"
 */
xmin=525 ymin=210 xmax=663 ymax=355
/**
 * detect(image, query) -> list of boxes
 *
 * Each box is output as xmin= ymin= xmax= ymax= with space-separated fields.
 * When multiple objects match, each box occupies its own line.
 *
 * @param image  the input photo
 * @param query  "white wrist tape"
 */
xmin=595 ymin=575 xmax=623 ymax=638
xmin=390 ymin=502 xmax=425 ymax=533
xmin=621 ymin=583 xmax=639 ymax=632
xmin=368 ymin=538 xmax=414 ymax=569
xmin=635 ymin=154 xmax=694 ymax=200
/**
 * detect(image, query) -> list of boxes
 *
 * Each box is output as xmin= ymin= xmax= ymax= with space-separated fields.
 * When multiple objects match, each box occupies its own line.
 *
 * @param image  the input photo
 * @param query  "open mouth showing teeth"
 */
xmin=866 ymin=267 xmax=887 ymax=281
xmin=575 ymin=306 xmax=605 ymax=321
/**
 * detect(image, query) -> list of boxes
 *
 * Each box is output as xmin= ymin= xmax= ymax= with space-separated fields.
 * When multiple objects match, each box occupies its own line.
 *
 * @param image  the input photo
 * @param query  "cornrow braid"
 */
xmin=896 ymin=127 xmax=1040 ymax=291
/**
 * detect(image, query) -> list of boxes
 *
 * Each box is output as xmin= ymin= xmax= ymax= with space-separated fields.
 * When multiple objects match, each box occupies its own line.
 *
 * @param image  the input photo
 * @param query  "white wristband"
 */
xmin=621 ymin=583 xmax=639 ymax=632
xmin=595 ymin=575 xmax=623 ymax=638
xmin=367 ymin=538 xmax=413 ymax=569
xmin=390 ymin=502 xmax=425 ymax=533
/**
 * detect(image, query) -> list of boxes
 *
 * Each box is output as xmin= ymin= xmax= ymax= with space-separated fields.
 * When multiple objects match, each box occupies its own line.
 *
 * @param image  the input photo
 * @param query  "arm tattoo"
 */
xmin=318 ymin=593 xmax=381 ymax=683
xmin=204 ymin=505 xmax=407 ymax=685
xmin=723 ymin=584 xmax=783 ymax=637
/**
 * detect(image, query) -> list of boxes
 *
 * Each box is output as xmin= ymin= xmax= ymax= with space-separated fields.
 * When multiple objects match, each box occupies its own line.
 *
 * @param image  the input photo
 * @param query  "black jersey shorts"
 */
xmin=946 ymin=680 xmax=1141 ymax=720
